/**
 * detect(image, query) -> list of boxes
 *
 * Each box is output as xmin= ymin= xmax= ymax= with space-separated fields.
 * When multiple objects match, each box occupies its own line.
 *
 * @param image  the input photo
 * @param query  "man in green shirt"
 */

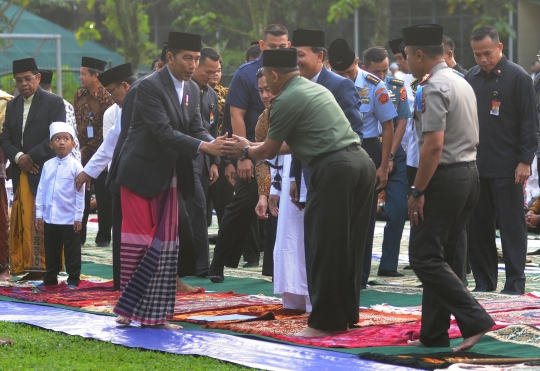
xmin=222 ymin=48 xmax=376 ymax=337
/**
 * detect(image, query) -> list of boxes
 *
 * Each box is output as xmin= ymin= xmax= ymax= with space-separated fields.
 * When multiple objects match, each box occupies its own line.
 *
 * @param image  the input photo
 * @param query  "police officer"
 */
xmin=402 ymin=24 xmax=494 ymax=352
xmin=465 ymin=26 xmax=539 ymax=295
xmin=362 ymin=46 xmax=411 ymax=277
xmin=328 ymin=39 xmax=397 ymax=288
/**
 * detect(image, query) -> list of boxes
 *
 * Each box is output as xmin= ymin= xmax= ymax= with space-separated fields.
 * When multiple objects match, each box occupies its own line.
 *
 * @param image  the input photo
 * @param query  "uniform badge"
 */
xmin=375 ymin=87 xmax=386 ymax=96
xmin=210 ymin=111 xmax=215 ymax=124
xmin=357 ymin=86 xmax=369 ymax=97
xmin=185 ymin=94 xmax=189 ymax=106
xmin=400 ymin=87 xmax=406 ymax=102
xmin=378 ymin=93 xmax=389 ymax=104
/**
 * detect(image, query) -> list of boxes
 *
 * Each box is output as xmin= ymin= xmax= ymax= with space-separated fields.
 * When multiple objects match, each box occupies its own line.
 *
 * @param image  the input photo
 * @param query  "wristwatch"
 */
xmin=410 ymin=186 xmax=425 ymax=198
xmin=240 ymin=146 xmax=250 ymax=160
xmin=389 ymin=152 xmax=395 ymax=161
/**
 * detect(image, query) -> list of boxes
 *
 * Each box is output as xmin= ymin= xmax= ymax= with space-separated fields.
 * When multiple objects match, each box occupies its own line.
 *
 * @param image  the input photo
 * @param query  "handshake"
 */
xmin=200 ymin=133 xmax=253 ymax=158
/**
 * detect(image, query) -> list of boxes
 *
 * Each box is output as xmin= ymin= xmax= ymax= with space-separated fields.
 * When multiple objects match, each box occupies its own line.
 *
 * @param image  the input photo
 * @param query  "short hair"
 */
xmin=311 ymin=46 xmax=327 ymax=60
xmin=410 ymin=44 xmax=444 ymax=59
xmin=151 ymin=58 xmax=161 ymax=70
xmin=470 ymin=26 xmax=500 ymax=43
xmin=267 ymin=66 xmax=299 ymax=75
xmin=246 ymin=44 xmax=262 ymax=61
xmin=442 ymin=35 xmax=455 ymax=52
xmin=200 ymin=47 xmax=220 ymax=65
xmin=263 ymin=24 xmax=288 ymax=40
xmin=109 ymin=76 xmax=137 ymax=88
xmin=363 ymin=47 xmax=389 ymax=67
xmin=88 ymin=68 xmax=102 ymax=76
xmin=256 ymin=68 xmax=264 ymax=79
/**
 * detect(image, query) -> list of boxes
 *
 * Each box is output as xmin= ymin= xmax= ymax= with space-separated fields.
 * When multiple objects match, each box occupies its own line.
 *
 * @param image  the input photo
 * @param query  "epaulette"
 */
xmin=365 ymin=73 xmax=381 ymax=85
xmin=419 ymin=72 xmax=432 ymax=86
xmin=389 ymin=78 xmax=404 ymax=86
xmin=451 ymin=69 xmax=465 ymax=79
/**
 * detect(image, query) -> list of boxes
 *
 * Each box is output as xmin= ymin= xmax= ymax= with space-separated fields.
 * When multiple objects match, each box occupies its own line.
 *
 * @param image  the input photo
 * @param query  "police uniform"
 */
xmin=378 ymin=76 xmax=411 ymax=274
xmin=466 ymin=55 xmax=539 ymax=294
xmin=403 ymin=24 xmax=494 ymax=347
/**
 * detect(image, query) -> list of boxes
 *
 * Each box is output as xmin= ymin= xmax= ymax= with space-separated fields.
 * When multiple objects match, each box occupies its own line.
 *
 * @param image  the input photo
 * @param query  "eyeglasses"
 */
xmin=106 ymin=83 xmax=122 ymax=95
xmin=13 ymin=75 xmax=37 ymax=84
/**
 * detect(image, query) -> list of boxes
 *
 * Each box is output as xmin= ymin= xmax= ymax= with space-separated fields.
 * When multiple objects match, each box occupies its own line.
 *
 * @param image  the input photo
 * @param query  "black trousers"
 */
xmin=306 ymin=145 xmax=375 ymax=332
xmin=409 ymin=162 xmax=494 ymax=347
xmin=242 ymin=216 xmax=260 ymax=263
xmin=208 ymin=162 xmax=234 ymax=227
xmin=178 ymin=193 xmax=197 ymax=277
xmin=43 ymin=223 xmax=81 ymax=286
xmin=262 ymin=213 xmax=277 ymax=276
xmin=468 ymin=177 xmax=527 ymax=294
xmin=186 ymin=170 xmax=211 ymax=276
xmin=406 ymin=165 xmax=418 ymax=189
xmin=360 ymin=138 xmax=382 ymax=286
xmin=211 ymin=175 xmax=259 ymax=268
xmin=111 ymin=191 xmax=122 ymax=290
xmin=80 ymin=170 xmax=113 ymax=245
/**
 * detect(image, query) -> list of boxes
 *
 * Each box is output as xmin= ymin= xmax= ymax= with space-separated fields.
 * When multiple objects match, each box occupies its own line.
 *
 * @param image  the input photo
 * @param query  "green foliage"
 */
xmin=74 ymin=21 xmax=101 ymax=47
xmin=327 ymin=0 xmax=376 ymax=23
xmin=0 ymin=322 xmax=248 ymax=370
xmin=447 ymin=0 xmax=517 ymax=38
xmin=0 ymin=0 xmax=32 ymax=51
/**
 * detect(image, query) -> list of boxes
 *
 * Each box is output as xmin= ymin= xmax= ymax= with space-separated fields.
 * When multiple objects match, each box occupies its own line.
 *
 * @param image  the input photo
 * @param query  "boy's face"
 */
xmin=50 ymin=132 xmax=75 ymax=158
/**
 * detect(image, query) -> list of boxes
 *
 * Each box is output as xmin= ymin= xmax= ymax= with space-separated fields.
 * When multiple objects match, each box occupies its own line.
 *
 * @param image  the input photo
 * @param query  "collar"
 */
xmin=429 ymin=61 xmax=447 ymax=75
xmin=23 ymin=93 xmax=35 ymax=104
xmin=310 ymin=69 xmax=322 ymax=83
xmin=168 ymin=69 xmax=185 ymax=91
xmin=474 ymin=55 xmax=507 ymax=77
xmin=55 ymin=155 xmax=70 ymax=163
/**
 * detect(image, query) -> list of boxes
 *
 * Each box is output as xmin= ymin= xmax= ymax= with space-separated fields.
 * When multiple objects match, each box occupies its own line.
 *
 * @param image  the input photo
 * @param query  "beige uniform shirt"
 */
xmin=415 ymin=62 xmax=478 ymax=165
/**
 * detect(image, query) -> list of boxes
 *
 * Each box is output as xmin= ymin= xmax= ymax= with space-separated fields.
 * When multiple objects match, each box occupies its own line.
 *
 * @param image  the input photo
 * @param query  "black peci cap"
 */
xmin=327 ymin=38 xmax=356 ymax=71
xmin=13 ymin=58 xmax=38 ymax=75
xmin=262 ymin=49 xmax=298 ymax=68
xmin=167 ymin=32 xmax=202 ymax=52
xmin=402 ymin=24 xmax=444 ymax=46
xmin=39 ymin=70 xmax=53 ymax=84
xmin=160 ymin=42 xmax=168 ymax=62
xmin=291 ymin=29 xmax=326 ymax=48
xmin=98 ymin=63 xmax=133 ymax=87
xmin=81 ymin=57 xmax=107 ymax=71
xmin=388 ymin=37 xmax=404 ymax=55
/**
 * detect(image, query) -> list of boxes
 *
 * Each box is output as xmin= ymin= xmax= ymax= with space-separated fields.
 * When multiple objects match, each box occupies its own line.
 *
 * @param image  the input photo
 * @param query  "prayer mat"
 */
xmin=358 ymin=351 xmax=519 ymax=370
xmin=174 ymin=306 xmax=298 ymax=323
xmin=485 ymin=325 xmax=540 ymax=348
xmin=172 ymin=294 xmax=282 ymax=315
xmin=490 ymin=309 xmax=540 ymax=325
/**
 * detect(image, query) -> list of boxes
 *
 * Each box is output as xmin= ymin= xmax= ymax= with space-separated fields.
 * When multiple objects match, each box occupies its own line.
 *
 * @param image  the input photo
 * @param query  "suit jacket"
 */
xmin=0 ymin=87 xmax=66 ymax=194
xmin=192 ymin=82 xmax=220 ymax=177
xmin=113 ymin=66 xmax=214 ymax=199
xmin=291 ymin=67 xmax=363 ymax=197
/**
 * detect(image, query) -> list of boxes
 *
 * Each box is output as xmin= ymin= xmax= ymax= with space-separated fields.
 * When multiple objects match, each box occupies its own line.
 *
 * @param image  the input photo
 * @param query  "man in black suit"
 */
xmin=111 ymin=32 xmax=224 ymax=329
xmin=0 ymin=57 xmax=65 ymax=280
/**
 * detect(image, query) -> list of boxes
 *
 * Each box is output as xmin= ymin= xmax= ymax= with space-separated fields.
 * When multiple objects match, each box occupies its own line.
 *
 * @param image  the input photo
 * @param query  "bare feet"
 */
xmin=294 ymin=326 xmax=333 ymax=338
xmin=0 ymin=268 xmax=10 ymax=281
xmin=141 ymin=322 xmax=183 ymax=330
xmin=115 ymin=316 xmax=131 ymax=326
xmin=452 ymin=328 xmax=491 ymax=352
xmin=407 ymin=339 xmax=424 ymax=346
xmin=176 ymin=279 xmax=199 ymax=294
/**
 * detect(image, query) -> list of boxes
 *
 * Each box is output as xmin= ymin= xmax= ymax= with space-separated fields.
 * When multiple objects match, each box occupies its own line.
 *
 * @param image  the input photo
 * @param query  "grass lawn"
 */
xmin=0 ymin=322 xmax=250 ymax=370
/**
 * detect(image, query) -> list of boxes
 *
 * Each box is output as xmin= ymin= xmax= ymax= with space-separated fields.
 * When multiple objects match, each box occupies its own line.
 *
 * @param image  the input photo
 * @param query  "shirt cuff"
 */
xmin=35 ymin=210 xmax=42 ymax=219
xmin=14 ymin=152 xmax=24 ymax=164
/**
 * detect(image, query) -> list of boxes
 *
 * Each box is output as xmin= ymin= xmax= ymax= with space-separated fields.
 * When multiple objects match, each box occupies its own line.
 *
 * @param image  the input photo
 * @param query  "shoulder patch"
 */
xmin=366 ymin=74 xmax=381 ymax=85
xmin=390 ymin=78 xmax=404 ymax=86
xmin=419 ymin=73 xmax=432 ymax=86
xmin=451 ymin=69 xmax=465 ymax=79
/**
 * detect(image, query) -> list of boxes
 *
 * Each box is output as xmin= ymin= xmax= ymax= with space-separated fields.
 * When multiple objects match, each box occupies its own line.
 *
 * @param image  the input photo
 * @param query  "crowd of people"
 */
xmin=0 ymin=21 xmax=538 ymax=351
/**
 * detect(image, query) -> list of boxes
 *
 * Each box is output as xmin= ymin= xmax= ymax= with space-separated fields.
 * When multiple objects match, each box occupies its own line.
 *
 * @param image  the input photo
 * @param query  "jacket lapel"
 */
xmin=24 ymin=87 xmax=43 ymax=134
xmin=180 ymin=83 xmax=191 ymax=129
xmin=161 ymin=67 xmax=185 ymax=128
xmin=316 ymin=66 xmax=328 ymax=86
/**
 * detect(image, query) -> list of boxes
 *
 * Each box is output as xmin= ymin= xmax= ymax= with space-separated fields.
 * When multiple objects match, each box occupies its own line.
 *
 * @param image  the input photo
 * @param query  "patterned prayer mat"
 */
xmin=485 ymin=325 xmax=540 ymax=349
xmin=490 ymin=309 xmax=540 ymax=325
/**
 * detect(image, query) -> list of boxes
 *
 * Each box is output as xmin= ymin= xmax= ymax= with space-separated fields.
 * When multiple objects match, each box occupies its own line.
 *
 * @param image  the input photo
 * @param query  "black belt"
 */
xmin=310 ymin=143 xmax=360 ymax=166
xmin=437 ymin=161 xmax=476 ymax=171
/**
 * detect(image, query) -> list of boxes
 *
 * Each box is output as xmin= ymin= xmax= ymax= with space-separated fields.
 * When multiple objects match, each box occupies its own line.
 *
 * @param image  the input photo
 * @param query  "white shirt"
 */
xmin=83 ymin=108 xmax=121 ymax=178
xmin=103 ymin=104 xmax=120 ymax=139
xmin=401 ymin=73 xmax=419 ymax=168
xmin=168 ymin=69 xmax=184 ymax=105
xmin=36 ymin=155 xmax=85 ymax=224
xmin=310 ymin=69 xmax=322 ymax=83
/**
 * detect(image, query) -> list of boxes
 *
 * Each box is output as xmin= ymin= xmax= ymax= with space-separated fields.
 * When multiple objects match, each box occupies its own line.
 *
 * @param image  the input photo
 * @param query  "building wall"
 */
xmin=518 ymin=0 xmax=540 ymax=69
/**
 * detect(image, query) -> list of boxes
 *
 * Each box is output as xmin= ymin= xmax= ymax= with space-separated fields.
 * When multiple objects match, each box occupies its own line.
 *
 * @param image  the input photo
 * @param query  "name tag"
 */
xmin=490 ymin=100 xmax=501 ymax=116
xmin=210 ymin=112 xmax=215 ymax=124
xmin=87 ymin=126 xmax=94 ymax=138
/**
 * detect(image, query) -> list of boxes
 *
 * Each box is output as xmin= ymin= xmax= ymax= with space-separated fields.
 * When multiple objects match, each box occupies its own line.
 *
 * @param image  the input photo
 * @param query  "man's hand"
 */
xmin=221 ymin=134 xmax=251 ymax=158
xmin=225 ymin=163 xmax=236 ymax=187
xmin=515 ymin=162 xmax=531 ymax=184
xmin=269 ymin=194 xmax=280 ymax=217
xmin=288 ymin=180 xmax=303 ymax=211
xmin=408 ymin=195 xmax=424 ymax=227
xmin=18 ymin=154 xmax=39 ymax=174
xmin=200 ymin=133 xmax=228 ymax=157
xmin=74 ymin=221 xmax=82 ymax=233
xmin=255 ymin=195 xmax=269 ymax=219
xmin=526 ymin=210 xmax=540 ymax=228
xmin=209 ymin=164 xmax=219 ymax=186
xmin=237 ymin=159 xmax=253 ymax=182
xmin=35 ymin=218 xmax=43 ymax=232
xmin=75 ymin=171 xmax=92 ymax=191
xmin=376 ymin=165 xmax=389 ymax=190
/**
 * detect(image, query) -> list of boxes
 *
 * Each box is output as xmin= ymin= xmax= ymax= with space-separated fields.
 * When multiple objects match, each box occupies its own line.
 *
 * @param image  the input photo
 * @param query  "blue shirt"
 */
xmin=354 ymin=68 xmax=397 ymax=138
xmin=226 ymin=58 xmax=265 ymax=142
xmin=384 ymin=76 xmax=411 ymax=121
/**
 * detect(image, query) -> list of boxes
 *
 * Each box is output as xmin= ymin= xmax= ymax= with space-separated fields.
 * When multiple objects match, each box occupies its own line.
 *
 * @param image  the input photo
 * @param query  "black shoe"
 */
xmin=403 ymin=265 xmax=413 ymax=270
xmin=208 ymin=261 xmax=224 ymax=283
xmin=209 ymin=275 xmax=224 ymax=283
xmin=377 ymin=270 xmax=404 ymax=277
xmin=472 ymin=287 xmax=488 ymax=292
xmin=527 ymin=248 xmax=540 ymax=255
xmin=243 ymin=261 xmax=259 ymax=268
xmin=196 ymin=271 xmax=209 ymax=278
xmin=96 ymin=241 xmax=110 ymax=247
xmin=500 ymin=289 xmax=522 ymax=295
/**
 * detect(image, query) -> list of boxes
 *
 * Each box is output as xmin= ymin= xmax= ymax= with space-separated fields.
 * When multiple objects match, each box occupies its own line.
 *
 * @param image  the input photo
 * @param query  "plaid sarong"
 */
xmin=113 ymin=174 xmax=179 ymax=325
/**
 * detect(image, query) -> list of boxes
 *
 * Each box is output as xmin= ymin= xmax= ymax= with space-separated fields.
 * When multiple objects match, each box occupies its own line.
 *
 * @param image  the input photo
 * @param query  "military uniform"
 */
xmin=378 ymin=76 xmax=411 ymax=274
xmin=403 ymin=24 xmax=494 ymax=347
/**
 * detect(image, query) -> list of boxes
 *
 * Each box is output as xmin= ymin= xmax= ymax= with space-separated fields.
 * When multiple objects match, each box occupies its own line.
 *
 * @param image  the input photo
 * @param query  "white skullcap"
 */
xmin=49 ymin=121 xmax=75 ymax=140
xmin=390 ymin=62 xmax=398 ymax=69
